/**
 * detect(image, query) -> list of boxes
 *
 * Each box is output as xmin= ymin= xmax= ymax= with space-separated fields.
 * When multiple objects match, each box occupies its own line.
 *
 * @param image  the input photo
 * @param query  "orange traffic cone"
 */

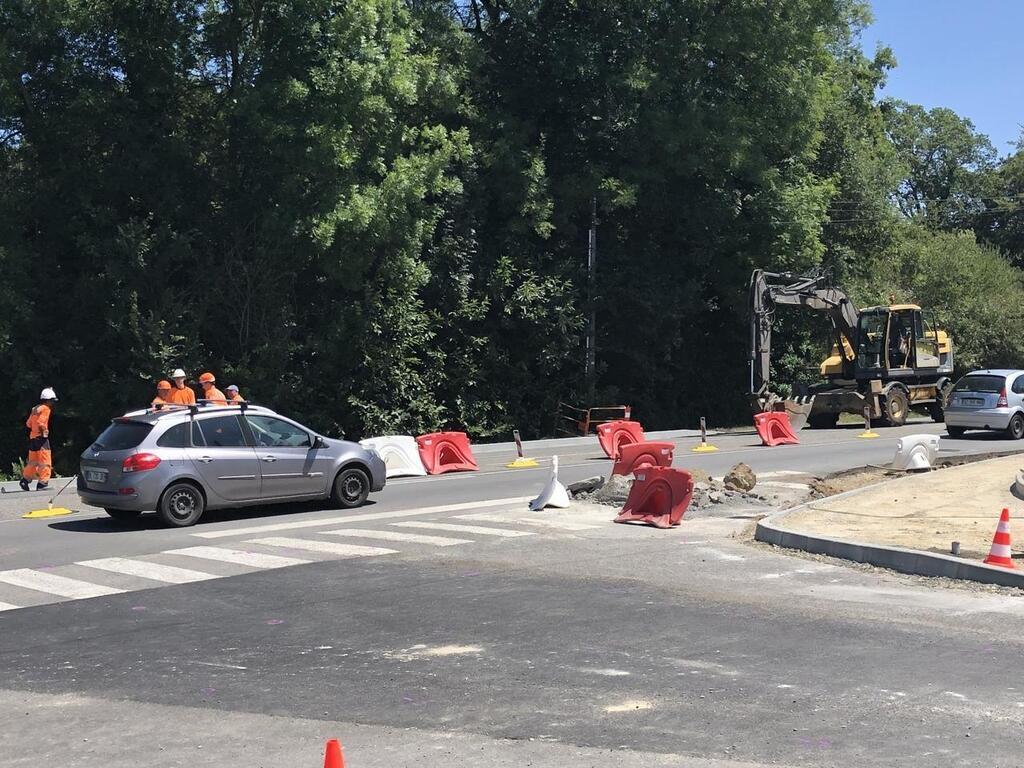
xmin=324 ymin=739 xmax=345 ymax=768
xmin=983 ymin=508 xmax=1016 ymax=569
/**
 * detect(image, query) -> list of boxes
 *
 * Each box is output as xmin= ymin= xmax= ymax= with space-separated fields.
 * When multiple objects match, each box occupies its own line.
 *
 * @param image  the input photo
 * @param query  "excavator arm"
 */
xmin=749 ymin=269 xmax=860 ymax=404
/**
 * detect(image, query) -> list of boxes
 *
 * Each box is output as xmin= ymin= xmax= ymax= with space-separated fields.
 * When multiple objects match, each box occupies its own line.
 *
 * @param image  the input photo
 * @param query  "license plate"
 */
xmin=85 ymin=470 xmax=107 ymax=483
xmin=961 ymin=397 xmax=984 ymax=406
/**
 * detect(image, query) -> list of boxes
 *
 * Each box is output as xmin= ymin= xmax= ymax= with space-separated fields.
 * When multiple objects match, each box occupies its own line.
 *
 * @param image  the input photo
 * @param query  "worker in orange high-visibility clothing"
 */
xmin=151 ymin=380 xmax=174 ymax=410
xmin=21 ymin=388 xmax=58 ymax=492
xmin=198 ymin=372 xmax=227 ymax=405
xmin=167 ymin=368 xmax=196 ymax=406
xmin=225 ymin=384 xmax=244 ymax=404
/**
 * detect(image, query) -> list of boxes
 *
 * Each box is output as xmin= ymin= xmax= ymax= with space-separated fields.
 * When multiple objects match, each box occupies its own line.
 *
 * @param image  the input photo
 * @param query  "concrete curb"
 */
xmin=754 ymin=466 xmax=1024 ymax=589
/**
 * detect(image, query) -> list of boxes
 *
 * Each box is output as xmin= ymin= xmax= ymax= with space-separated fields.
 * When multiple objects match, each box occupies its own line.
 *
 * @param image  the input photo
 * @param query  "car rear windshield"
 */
xmin=953 ymin=375 xmax=1006 ymax=394
xmin=92 ymin=420 xmax=153 ymax=451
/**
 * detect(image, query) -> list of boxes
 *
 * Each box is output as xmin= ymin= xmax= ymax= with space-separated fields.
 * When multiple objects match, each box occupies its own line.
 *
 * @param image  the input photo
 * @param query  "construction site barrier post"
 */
xmin=858 ymin=405 xmax=879 ymax=439
xmin=507 ymin=428 xmax=539 ymax=468
xmin=692 ymin=416 xmax=718 ymax=453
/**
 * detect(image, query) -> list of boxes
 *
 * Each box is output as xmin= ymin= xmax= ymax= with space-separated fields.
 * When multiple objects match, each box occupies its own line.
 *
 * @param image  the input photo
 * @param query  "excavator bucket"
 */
xmin=782 ymin=397 xmax=814 ymax=432
xmin=751 ymin=394 xmax=814 ymax=432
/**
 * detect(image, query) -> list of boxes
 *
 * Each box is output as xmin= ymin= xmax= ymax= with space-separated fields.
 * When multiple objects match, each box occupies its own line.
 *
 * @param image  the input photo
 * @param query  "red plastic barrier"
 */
xmin=610 ymin=441 xmax=675 ymax=477
xmin=614 ymin=466 xmax=694 ymax=529
xmin=754 ymin=412 xmax=800 ymax=447
xmin=415 ymin=431 xmax=479 ymax=475
xmin=596 ymin=420 xmax=645 ymax=459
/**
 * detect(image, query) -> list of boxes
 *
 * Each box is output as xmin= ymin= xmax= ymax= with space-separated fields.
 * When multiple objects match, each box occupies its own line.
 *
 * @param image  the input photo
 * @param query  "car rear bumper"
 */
xmin=76 ymin=473 xmax=163 ymax=511
xmin=944 ymin=408 xmax=1014 ymax=430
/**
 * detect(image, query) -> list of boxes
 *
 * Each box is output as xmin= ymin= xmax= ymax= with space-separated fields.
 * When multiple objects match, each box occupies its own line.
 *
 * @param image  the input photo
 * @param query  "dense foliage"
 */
xmin=1 ymin=0 xmax=1022 ymax=473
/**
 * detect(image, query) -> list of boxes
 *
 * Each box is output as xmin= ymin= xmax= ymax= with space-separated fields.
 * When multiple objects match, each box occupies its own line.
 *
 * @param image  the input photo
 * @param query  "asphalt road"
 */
xmin=2 ymin=422 xmax=1024 ymax=767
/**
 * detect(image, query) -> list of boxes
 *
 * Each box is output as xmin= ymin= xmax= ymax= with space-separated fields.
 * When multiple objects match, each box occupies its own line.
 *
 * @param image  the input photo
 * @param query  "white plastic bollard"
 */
xmin=360 ymin=436 xmax=428 ymax=478
xmin=529 ymin=455 xmax=571 ymax=511
xmin=891 ymin=434 xmax=940 ymax=472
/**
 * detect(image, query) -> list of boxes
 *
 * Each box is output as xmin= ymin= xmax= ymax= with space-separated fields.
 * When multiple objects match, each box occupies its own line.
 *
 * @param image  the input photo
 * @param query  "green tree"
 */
xmin=882 ymin=99 xmax=997 ymax=228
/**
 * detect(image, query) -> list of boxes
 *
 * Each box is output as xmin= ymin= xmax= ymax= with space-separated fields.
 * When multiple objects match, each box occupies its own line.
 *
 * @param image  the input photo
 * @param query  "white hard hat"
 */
xmin=40 ymin=387 xmax=58 ymax=401
xmin=171 ymin=368 xmax=186 ymax=379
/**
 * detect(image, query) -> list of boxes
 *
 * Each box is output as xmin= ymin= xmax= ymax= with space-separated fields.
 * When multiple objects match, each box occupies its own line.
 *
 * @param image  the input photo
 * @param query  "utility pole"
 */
xmin=585 ymin=196 xmax=597 ymax=403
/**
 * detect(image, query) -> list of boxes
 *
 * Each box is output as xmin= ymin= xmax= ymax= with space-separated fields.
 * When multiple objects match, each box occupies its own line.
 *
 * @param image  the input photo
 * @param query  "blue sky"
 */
xmin=859 ymin=0 xmax=1023 ymax=155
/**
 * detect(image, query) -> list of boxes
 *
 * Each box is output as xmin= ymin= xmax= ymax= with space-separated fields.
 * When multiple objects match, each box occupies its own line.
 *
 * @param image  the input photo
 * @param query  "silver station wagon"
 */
xmin=77 ymin=403 xmax=387 ymax=527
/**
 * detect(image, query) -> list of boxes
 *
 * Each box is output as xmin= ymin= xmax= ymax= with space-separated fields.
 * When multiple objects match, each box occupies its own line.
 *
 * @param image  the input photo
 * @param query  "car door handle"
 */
xmin=197 ymin=456 xmax=214 ymax=464
xmin=261 ymin=456 xmax=277 ymax=463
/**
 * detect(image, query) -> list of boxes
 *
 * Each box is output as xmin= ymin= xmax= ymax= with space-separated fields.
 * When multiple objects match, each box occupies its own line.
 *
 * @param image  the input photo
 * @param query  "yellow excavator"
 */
xmin=750 ymin=269 xmax=954 ymax=429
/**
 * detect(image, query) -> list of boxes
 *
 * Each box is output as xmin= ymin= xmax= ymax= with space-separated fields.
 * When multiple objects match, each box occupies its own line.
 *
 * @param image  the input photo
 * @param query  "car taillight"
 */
xmin=998 ymin=389 xmax=1009 ymax=408
xmin=122 ymin=453 xmax=161 ymax=473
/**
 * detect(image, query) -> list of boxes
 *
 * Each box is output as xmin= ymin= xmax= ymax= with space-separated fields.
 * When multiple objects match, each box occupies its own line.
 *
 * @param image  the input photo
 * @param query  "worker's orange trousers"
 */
xmin=23 ymin=447 xmax=52 ymax=483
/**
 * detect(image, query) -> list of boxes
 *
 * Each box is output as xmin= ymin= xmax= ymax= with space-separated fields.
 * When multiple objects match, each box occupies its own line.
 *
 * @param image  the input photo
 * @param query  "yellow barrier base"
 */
xmin=691 ymin=444 xmax=719 ymax=453
xmin=506 ymin=457 xmax=540 ymax=469
xmin=858 ymin=431 xmax=880 ymax=439
xmin=23 ymin=507 xmax=74 ymax=519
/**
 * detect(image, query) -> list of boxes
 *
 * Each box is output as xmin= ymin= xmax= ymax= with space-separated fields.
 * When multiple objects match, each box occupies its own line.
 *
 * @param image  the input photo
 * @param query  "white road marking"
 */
xmin=0 ymin=569 xmax=125 ymax=599
xmin=694 ymin=547 xmax=745 ymax=562
xmin=757 ymin=471 xmax=808 ymax=478
xmin=192 ymin=497 xmax=533 ymax=539
xmin=321 ymin=529 xmax=473 ymax=547
xmin=391 ymin=521 xmax=535 ymax=538
xmin=757 ymin=481 xmax=811 ymax=491
xmin=164 ymin=546 xmax=311 ymax=569
xmin=246 ymin=538 xmax=398 ymax=557
xmin=454 ymin=512 xmax=600 ymax=531
xmin=191 ymin=659 xmax=248 ymax=671
xmin=0 ymin=601 xmax=21 ymax=612
xmin=76 ymin=557 xmax=217 ymax=585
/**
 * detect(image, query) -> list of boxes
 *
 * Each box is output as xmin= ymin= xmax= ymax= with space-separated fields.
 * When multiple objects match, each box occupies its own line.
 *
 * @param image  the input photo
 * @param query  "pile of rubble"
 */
xmin=569 ymin=462 xmax=766 ymax=512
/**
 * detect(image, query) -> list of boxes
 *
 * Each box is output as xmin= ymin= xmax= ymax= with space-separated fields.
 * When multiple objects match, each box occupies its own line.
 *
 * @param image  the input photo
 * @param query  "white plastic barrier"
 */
xmin=360 ymin=435 xmax=428 ymax=478
xmin=529 ymin=455 xmax=571 ymax=511
xmin=891 ymin=434 xmax=940 ymax=472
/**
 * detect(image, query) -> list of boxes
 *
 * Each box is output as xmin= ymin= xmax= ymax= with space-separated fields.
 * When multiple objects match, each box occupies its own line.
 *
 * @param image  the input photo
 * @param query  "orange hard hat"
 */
xmin=157 ymin=380 xmax=171 ymax=390
xmin=198 ymin=372 xmax=216 ymax=384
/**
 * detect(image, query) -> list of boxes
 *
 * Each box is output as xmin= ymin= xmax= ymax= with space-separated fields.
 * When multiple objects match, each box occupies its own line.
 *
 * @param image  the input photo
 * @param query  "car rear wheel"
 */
xmin=1007 ymin=414 xmax=1024 ymax=441
xmin=105 ymin=508 xmax=142 ymax=523
xmin=332 ymin=467 xmax=370 ymax=509
xmin=947 ymin=426 xmax=966 ymax=438
xmin=157 ymin=482 xmax=205 ymax=527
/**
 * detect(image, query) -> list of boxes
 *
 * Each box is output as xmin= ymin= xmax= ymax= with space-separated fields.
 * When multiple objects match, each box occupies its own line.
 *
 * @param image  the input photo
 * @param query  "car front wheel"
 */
xmin=1007 ymin=414 xmax=1024 ymax=441
xmin=157 ymin=482 xmax=205 ymax=527
xmin=332 ymin=467 xmax=370 ymax=509
xmin=947 ymin=426 xmax=966 ymax=438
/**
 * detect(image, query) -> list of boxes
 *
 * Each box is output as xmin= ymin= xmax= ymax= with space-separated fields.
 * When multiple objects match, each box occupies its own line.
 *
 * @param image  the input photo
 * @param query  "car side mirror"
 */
xmin=312 ymin=436 xmax=327 ymax=449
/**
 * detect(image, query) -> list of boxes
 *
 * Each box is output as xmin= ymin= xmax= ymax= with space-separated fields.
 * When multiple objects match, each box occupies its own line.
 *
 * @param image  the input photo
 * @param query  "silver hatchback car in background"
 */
xmin=944 ymin=369 xmax=1024 ymax=439
xmin=77 ymin=403 xmax=387 ymax=527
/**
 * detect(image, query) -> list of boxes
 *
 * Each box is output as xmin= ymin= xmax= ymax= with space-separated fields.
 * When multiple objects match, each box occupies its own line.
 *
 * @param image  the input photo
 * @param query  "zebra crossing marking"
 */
xmin=0 ymin=568 xmax=125 ymax=599
xmin=76 ymin=557 xmax=218 ymax=585
xmin=321 ymin=529 xmax=473 ymax=547
xmin=245 ymin=537 xmax=399 ymax=557
xmin=390 ymin=521 xmax=535 ymax=538
xmin=164 ymin=546 xmax=311 ymax=569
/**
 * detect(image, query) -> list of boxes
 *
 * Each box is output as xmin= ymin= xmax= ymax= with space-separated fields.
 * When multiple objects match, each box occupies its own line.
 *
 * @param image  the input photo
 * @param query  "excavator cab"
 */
xmin=854 ymin=306 xmax=948 ymax=377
